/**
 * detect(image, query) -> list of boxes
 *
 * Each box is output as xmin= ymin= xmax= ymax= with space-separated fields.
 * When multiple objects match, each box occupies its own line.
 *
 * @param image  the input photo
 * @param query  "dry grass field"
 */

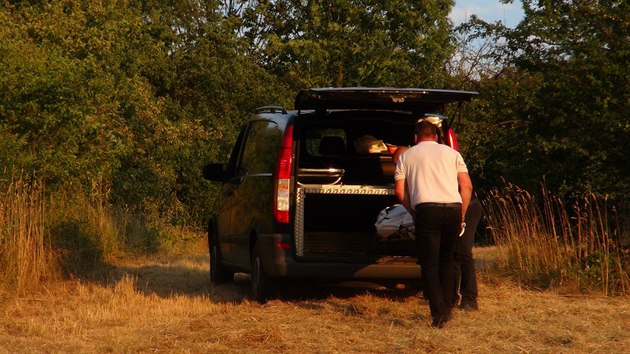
xmin=0 ymin=242 xmax=628 ymax=354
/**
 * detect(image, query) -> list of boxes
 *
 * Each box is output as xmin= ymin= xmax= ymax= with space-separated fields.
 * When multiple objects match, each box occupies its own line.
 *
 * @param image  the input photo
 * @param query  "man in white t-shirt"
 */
xmin=394 ymin=120 xmax=473 ymax=328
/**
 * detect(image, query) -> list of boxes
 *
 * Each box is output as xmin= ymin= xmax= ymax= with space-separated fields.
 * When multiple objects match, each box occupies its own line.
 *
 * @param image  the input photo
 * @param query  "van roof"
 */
xmin=295 ymin=87 xmax=479 ymax=112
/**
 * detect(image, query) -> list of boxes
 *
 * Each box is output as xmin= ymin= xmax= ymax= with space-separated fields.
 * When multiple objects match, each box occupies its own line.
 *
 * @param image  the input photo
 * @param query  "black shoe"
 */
xmin=431 ymin=315 xmax=450 ymax=328
xmin=431 ymin=318 xmax=448 ymax=328
xmin=458 ymin=301 xmax=479 ymax=311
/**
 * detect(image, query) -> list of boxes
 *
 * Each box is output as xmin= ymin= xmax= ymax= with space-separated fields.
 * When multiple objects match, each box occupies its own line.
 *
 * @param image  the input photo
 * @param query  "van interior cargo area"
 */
xmin=292 ymin=111 xmax=433 ymax=260
xmin=295 ymin=188 xmax=417 ymax=259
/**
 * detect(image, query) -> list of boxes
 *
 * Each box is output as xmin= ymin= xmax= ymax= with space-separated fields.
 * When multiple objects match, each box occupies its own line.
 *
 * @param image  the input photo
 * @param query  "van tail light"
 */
xmin=274 ymin=123 xmax=294 ymax=223
xmin=446 ymin=128 xmax=459 ymax=151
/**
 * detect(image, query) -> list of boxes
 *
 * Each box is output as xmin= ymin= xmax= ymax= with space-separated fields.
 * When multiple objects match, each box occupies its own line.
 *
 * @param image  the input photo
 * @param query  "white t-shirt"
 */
xmin=394 ymin=141 xmax=468 ymax=206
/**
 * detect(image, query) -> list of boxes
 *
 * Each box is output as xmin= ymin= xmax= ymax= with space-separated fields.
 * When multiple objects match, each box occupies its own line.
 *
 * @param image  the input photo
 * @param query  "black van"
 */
xmin=203 ymin=87 xmax=478 ymax=301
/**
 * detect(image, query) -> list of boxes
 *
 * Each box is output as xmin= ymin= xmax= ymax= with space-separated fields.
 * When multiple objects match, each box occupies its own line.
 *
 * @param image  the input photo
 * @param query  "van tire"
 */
xmin=251 ymin=243 xmax=277 ymax=303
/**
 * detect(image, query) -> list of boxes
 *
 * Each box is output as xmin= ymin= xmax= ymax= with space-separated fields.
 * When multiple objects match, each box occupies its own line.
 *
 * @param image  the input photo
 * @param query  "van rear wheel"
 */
xmin=251 ymin=243 xmax=277 ymax=303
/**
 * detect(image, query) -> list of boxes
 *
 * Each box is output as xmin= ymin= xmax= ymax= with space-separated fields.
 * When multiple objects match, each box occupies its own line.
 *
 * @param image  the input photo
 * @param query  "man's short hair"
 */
xmin=415 ymin=120 xmax=438 ymax=137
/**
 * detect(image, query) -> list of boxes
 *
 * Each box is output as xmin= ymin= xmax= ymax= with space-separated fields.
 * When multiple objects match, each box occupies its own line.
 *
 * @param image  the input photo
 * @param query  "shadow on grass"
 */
xmin=275 ymin=279 xmax=423 ymax=304
xmin=86 ymin=254 xmax=423 ymax=305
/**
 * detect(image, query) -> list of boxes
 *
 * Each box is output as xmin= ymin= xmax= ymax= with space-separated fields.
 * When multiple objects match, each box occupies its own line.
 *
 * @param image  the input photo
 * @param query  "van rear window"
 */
xmin=304 ymin=128 xmax=347 ymax=157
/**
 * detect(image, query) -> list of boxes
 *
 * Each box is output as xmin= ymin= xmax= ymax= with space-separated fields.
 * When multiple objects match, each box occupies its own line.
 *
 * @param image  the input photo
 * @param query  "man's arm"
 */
xmin=395 ymin=178 xmax=415 ymax=216
xmin=457 ymin=172 xmax=473 ymax=222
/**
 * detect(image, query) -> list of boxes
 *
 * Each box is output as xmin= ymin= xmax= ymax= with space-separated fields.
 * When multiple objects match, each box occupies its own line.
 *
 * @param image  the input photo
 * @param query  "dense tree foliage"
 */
xmin=229 ymin=0 xmax=456 ymax=89
xmin=1 ymin=0 xmax=628 ymax=230
xmin=457 ymin=0 xmax=630 ymax=197
xmin=1 ymin=0 xmax=455 ymax=226
xmin=0 ymin=0 xmax=289 ymax=224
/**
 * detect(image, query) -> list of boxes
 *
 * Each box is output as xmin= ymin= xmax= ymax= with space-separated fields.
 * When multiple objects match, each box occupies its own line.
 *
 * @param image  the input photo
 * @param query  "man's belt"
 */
xmin=417 ymin=203 xmax=461 ymax=208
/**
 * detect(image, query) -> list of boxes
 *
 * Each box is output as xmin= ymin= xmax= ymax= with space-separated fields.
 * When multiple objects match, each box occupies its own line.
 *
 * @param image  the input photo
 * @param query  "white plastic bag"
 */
xmin=374 ymin=204 xmax=415 ymax=240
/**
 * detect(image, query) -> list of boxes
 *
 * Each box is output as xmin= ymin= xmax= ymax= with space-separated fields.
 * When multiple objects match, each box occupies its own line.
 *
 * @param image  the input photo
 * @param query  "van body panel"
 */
xmin=256 ymin=232 xmax=420 ymax=279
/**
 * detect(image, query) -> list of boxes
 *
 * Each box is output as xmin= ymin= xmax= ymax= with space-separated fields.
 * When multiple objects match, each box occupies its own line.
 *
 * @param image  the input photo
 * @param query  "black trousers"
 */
xmin=415 ymin=203 xmax=461 ymax=322
xmin=454 ymin=197 xmax=483 ymax=305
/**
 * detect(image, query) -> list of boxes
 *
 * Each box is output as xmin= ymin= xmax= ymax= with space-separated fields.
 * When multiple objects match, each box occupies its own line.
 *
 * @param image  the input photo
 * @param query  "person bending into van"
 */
xmin=454 ymin=192 xmax=482 ymax=311
xmin=394 ymin=120 xmax=473 ymax=328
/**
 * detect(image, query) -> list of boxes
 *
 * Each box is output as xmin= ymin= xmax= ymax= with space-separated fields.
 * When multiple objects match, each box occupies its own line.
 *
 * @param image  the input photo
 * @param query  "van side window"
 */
xmin=223 ymin=127 xmax=247 ymax=179
xmin=239 ymin=120 xmax=282 ymax=175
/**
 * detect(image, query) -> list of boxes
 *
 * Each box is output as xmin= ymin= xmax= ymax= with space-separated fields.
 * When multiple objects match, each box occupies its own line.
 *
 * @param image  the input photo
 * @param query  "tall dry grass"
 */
xmin=483 ymin=184 xmax=630 ymax=295
xmin=1 ymin=177 xmax=194 ymax=293
xmin=0 ymin=178 xmax=59 ymax=293
xmin=4 ymin=176 xmax=628 ymax=298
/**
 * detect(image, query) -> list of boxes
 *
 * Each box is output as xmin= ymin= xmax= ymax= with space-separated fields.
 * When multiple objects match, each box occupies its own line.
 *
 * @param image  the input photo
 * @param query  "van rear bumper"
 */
xmin=258 ymin=233 xmax=421 ymax=279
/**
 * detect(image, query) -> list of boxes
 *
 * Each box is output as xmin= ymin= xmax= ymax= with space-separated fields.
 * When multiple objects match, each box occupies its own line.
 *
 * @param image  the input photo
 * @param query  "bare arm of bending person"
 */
xmin=458 ymin=171 xmax=473 ymax=222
